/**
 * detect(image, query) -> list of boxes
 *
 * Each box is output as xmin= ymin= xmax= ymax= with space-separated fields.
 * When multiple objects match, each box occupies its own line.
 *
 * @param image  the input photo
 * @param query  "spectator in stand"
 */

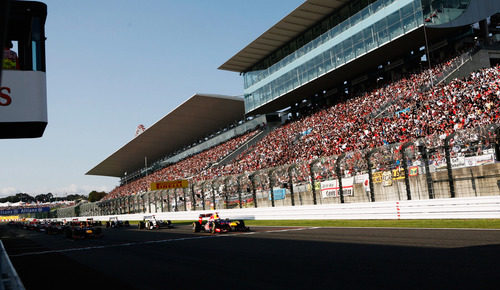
xmin=3 ymin=41 xmax=20 ymax=70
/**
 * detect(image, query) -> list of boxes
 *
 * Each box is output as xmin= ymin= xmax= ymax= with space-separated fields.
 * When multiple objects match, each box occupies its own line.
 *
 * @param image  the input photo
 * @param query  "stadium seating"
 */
xmin=106 ymin=53 xmax=499 ymax=199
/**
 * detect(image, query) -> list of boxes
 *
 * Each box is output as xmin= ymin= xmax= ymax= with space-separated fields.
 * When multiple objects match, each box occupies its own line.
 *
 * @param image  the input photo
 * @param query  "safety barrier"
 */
xmin=0 ymin=241 xmax=25 ymax=290
xmin=59 ymin=196 xmax=500 ymax=222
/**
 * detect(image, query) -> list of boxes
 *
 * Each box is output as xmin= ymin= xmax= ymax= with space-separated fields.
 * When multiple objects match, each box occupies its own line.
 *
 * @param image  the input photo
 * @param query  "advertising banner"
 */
xmin=372 ymin=172 xmax=383 ymax=183
xmin=382 ymin=171 xmax=393 ymax=187
xmin=0 ymin=71 xmax=47 ymax=122
xmin=354 ymin=173 xmax=370 ymax=192
xmin=409 ymin=166 xmax=419 ymax=176
xmin=451 ymin=156 xmax=466 ymax=168
xmin=269 ymin=188 xmax=286 ymax=200
xmin=150 ymin=180 xmax=189 ymax=190
xmin=0 ymin=207 xmax=50 ymax=216
xmin=391 ymin=168 xmax=405 ymax=180
xmin=320 ymin=177 xmax=354 ymax=198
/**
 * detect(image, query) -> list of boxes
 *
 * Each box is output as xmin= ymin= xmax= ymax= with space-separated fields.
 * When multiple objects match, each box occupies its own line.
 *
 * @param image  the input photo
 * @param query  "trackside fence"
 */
xmin=57 ymin=124 xmax=500 ymax=219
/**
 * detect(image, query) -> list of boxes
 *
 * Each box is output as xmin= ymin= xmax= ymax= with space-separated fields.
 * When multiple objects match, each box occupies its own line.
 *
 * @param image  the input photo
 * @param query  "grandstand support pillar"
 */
xmin=211 ymin=183 xmax=217 ymax=210
xmin=309 ymin=159 xmax=320 ymax=205
xmin=268 ymin=170 xmax=276 ymax=207
xmin=160 ymin=191 xmax=164 ymax=213
xmin=401 ymin=142 xmax=413 ymax=200
xmin=495 ymin=126 xmax=500 ymax=162
xmin=237 ymin=175 xmax=243 ymax=209
xmin=224 ymin=178 xmax=230 ymax=210
xmin=148 ymin=192 xmax=152 ymax=213
xmin=288 ymin=165 xmax=295 ymax=206
xmin=479 ymin=19 xmax=489 ymax=44
xmin=335 ymin=154 xmax=345 ymax=204
xmin=167 ymin=190 xmax=171 ymax=212
xmin=173 ymin=190 xmax=178 ymax=212
xmin=444 ymin=133 xmax=456 ymax=198
xmin=249 ymin=174 xmax=258 ymax=208
xmin=201 ymin=182 xmax=206 ymax=211
xmin=183 ymin=188 xmax=188 ymax=211
xmin=366 ymin=149 xmax=377 ymax=202
xmin=156 ymin=191 xmax=160 ymax=213
xmin=418 ymin=144 xmax=434 ymax=199
xmin=190 ymin=184 xmax=196 ymax=211
xmin=128 ymin=196 xmax=131 ymax=214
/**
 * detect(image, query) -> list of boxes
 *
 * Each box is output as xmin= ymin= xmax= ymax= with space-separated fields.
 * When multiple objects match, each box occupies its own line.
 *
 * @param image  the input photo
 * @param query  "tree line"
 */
xmin=0 ymin=191 xmax=107 ymax=204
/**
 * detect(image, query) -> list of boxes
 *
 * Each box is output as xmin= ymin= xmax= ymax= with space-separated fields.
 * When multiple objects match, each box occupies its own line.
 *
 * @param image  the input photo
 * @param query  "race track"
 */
xmin=2 ymin=224 xmax=500 ymax=289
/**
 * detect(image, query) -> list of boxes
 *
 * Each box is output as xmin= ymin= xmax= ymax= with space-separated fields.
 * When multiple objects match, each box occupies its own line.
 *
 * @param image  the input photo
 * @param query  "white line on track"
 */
xmin=10 ymin=227 xmax=318 ymax=257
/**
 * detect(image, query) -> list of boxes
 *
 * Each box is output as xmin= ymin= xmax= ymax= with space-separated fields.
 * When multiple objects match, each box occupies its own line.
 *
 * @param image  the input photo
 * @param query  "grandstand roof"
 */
xmin=219 ymin=0 xmax=348 ymax=72
xmin=86 ymin=94 xmax=245 ymax=178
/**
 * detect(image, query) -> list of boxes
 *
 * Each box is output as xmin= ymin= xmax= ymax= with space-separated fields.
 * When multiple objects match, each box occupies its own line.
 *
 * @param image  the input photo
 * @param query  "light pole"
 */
xmin=423 ymin=22 xmax=433 ymax=87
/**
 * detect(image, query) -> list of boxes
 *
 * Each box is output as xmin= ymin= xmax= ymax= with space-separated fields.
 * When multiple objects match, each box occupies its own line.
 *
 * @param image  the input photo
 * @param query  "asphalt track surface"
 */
xmin=2 ymin=224 xmax=500 ymax=290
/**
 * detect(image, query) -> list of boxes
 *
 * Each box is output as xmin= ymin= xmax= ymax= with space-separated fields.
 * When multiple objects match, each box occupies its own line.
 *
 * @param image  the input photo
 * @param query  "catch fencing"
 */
xmin=57 ymin=123 xmax=500 ymax=219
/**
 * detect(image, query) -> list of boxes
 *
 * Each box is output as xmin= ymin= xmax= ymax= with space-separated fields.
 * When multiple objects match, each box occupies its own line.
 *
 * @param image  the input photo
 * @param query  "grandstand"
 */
xmin=81 ymin=0 xmax=500 ymax=217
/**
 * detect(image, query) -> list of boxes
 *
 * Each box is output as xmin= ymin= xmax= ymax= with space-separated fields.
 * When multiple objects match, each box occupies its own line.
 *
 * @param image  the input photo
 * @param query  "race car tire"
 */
xmin=192 ymin=222 xmax=201 ymax=233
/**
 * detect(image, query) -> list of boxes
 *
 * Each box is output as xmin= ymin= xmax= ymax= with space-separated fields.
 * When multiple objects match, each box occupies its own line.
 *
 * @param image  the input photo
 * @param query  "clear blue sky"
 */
xmin=0 ymin=0 xmax=304 ymax=198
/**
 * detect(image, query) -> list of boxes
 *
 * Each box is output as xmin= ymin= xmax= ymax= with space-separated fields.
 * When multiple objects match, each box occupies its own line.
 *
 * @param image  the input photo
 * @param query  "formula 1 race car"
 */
xmin=64 ymin=221 xmax=103 ymax=240
xmin=106 ymin=217 xmax=130 ymax=228
xmin=137 ymin=215 xmax=173 ymax=230
xmin=192 ymin=213 xmax=250 ymax=234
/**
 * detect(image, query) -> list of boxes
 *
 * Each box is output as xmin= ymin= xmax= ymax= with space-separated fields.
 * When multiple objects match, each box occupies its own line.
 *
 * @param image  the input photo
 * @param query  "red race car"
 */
xmin=192 ymin=213 xmax=249 ymax=234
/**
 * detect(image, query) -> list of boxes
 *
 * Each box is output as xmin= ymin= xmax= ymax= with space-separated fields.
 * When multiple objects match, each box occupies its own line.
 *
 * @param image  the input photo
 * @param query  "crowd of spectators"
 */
xmin=205 ymin=57 xmax=498 ymax=178
xmin=106 ymin=52 xmax=499 ymax=198
xmin=104 ymin=129 xmax=260 ymax=200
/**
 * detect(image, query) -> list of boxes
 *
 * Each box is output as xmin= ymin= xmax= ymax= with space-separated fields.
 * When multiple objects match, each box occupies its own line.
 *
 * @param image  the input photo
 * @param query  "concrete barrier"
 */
xmin=59 ymin=196 xmax=500 ymax=222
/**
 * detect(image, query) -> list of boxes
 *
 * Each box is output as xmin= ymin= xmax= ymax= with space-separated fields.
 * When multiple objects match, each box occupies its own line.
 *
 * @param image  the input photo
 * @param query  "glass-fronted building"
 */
xmin=220 ymin=0 xmax=500 ymax=115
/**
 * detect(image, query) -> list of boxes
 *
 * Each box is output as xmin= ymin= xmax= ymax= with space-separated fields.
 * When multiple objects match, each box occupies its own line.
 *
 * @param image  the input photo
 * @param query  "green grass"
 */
xmin=127 ymin=219 xmax=500 ymax=229
xmin=240 ymin=219 xmax=500 ymax=229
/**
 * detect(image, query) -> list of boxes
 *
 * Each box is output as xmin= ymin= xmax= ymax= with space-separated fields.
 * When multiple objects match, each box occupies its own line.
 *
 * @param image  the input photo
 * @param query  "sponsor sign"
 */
xmin=391 ymin=167 xmax=405 ymax=180
xmin=320 ymin=178 xmax=354 ymax=198
xmin=451 ymin=156 xmax=466 ymax=168
xmin=382 ymin=171 xmax=392 ymax=187
xmin=465 ymin=154 xmax=495 ymax=167
xmin=473 ymin=153 xmax=495 ymax=166
xmin=269 ymin=188 xmax=286 ymax=200
xmin=150 ymin=180 xmax=188 ymax=190
xmin=0 ymin=71 xmax=47 ymax=123
xmin=354 ymin=173 xmax=370 ymax=192
xmin=0 ymin=207 xmax=50 ymax=216
xmin=372 ymin=172 xmax=383 ymax=183
xmin=0 ymin=216 xmax=20 ymax=221
xmin=409 ymin=166 xmax=418 ymax=176
xmin=373 ymin=168 xmax=406 ymax=185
